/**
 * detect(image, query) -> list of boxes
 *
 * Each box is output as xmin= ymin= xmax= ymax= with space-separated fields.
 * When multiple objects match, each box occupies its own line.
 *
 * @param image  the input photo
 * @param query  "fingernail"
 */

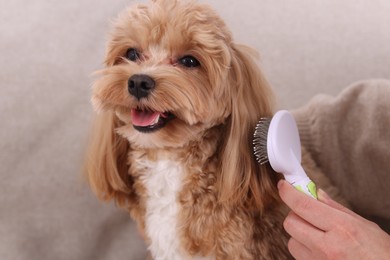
xmin=318 ymin=188 xmax=331 ymax=201
xmin=277 ymin=179 xmax=284 ymax=190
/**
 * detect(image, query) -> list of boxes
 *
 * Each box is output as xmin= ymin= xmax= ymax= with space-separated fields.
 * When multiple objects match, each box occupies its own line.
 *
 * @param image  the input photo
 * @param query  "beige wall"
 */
xmin=204 ymin=0 xmax=390 ymax=108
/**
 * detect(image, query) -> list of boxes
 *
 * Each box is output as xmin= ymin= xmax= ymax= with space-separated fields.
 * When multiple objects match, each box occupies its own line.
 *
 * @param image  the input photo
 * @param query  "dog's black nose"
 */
xmin=128 ymin=74 xmax=155 ymax=100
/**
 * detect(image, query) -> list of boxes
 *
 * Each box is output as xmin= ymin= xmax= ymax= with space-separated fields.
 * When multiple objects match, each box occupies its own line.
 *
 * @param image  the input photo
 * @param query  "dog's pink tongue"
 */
xmin=131 ymin=109 xmax=160 ymax=127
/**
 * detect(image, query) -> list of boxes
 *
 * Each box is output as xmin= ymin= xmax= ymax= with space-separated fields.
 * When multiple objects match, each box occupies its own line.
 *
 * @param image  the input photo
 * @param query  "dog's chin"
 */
xmin=118 ymin=120 xmax=207 ymax=149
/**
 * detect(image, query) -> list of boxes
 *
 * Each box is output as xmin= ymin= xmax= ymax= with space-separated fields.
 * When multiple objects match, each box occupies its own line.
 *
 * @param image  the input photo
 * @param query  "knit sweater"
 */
xmin=292 ymin=79 xmax=390 ymax=233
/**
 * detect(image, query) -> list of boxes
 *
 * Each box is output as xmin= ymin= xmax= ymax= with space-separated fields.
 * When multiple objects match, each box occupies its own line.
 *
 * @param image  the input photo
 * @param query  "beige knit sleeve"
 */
xmin=291 ymin=79 xmax=390 ymax=231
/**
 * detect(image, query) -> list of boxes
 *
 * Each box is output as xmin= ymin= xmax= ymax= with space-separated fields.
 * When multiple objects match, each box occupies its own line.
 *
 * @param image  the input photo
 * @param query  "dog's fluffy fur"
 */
xmin=85 ymin=0 xmax=344 ymax=259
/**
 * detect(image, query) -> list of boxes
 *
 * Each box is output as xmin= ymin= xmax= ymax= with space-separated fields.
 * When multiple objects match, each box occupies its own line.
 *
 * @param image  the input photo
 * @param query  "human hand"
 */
xmin=278 ymin=179 xmax=390 ymax=260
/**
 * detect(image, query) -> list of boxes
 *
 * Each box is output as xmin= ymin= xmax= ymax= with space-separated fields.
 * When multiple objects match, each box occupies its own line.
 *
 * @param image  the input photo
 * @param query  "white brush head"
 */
xmin=267 ymin=110 xmax=304 ymax=181
xmin=253 ymin=110 xmax=317 ymax=198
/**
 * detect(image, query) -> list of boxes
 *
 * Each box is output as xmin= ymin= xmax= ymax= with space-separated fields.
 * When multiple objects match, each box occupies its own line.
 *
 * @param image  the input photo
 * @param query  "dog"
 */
xmin=85 ymin=0 xmax=345 ymax=259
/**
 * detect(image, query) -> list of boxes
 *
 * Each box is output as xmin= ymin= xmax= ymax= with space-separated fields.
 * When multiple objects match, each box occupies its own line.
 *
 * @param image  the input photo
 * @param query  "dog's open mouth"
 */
xmin=131 ymin=108 xmax=175 ymax=133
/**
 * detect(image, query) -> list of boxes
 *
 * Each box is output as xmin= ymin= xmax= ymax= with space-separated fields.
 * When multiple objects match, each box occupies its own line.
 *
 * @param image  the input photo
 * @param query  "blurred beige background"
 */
xmin=1 ymin=0 xmax=389 ymax=259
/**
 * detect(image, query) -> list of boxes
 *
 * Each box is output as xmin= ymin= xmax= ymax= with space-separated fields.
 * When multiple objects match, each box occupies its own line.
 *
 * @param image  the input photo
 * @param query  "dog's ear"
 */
xmin=218 ymin=44 xmax=281 ymax=212
xmin=84 ymin=111 xmax=134 ymax=208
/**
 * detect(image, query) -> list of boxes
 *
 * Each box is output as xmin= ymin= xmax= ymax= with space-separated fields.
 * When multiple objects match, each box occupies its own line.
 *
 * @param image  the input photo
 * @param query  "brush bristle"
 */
xmin=253 ymin=117 xmax=271 ymax=165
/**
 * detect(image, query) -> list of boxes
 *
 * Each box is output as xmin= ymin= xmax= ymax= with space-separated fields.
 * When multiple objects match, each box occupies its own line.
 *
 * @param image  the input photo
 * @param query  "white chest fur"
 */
xmin=140 ymin=159 xmax=185 ymax=259
xmin=139 ymin=159 xmax=215 ymax=260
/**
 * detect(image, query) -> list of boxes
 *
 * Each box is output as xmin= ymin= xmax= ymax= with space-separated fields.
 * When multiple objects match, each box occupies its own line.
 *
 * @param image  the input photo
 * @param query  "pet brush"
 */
xmin=253 ymin=110 xmax=318 ymax=199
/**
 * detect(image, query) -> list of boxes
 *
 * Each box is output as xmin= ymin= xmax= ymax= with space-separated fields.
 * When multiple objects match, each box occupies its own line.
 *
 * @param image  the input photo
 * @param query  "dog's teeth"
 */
xmin=151 ymin=114 xmax=160 ymax=125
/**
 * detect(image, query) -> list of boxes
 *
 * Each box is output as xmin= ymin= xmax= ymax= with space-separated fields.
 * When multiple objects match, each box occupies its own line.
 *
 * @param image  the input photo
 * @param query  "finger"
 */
xmin=283 ymin=211 xmax=325 ymax=248
xmin=288 ymin=238 xmax=313 ymax=260
xmin=278 ymin=180 xmax=346 ymax=231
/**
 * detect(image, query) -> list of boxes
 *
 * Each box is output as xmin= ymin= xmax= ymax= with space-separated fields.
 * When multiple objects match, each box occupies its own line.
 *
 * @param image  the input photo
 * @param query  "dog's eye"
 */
xmin=125 ymin=48 xmax=140 ymax=62
xmin=179 ymin=55 xmax=200 ymax=68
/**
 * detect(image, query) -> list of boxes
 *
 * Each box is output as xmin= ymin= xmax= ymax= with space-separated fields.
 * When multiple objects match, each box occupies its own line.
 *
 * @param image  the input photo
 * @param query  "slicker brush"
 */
xmin=253 ymin=110 xmax=318 ymax=199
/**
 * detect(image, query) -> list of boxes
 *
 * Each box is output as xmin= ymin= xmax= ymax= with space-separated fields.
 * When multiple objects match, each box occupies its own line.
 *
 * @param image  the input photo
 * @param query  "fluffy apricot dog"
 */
xmin=86 ymin=0 xmax=343 ymax=259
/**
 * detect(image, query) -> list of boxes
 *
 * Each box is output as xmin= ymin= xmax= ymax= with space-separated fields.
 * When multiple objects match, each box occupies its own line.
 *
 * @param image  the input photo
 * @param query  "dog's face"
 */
xmin=88 ymin=0 xmax=279 ymax=211
xmin=92 ymin=0 xmax=235 ymax=148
